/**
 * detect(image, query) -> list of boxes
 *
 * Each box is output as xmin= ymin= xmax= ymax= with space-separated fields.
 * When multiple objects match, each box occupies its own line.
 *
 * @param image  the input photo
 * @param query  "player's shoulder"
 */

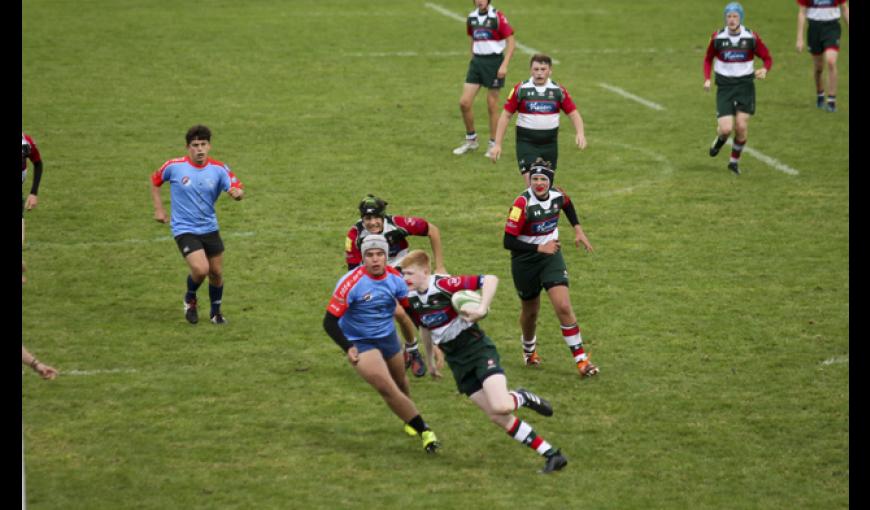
xmin=206 ymin=158 xmax=229 ymax=170
xmin=335 ymin=266 xmax=369 ymax=291
xmin=158 ymin=156 xmax=188 ymax=171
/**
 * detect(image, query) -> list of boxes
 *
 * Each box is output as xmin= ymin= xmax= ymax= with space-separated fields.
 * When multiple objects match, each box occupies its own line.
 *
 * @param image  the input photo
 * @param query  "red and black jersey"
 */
xmin=344 ymin=215 xmax=430 ymax=269
xmin=406 ymin=274 xmax=484 ymax=345
xmin=22 ymin=132 xmax=41 ymax=183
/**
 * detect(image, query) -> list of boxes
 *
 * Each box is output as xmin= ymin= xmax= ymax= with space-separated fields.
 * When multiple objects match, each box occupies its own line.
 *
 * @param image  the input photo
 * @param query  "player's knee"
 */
xmin=459 ymin=98 xmax=474 ymax=111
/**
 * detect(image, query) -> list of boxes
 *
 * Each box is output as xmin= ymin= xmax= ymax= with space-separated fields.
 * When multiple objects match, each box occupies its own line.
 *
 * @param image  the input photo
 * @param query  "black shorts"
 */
xmin=174 ymin=231 xmax=224 ymax=258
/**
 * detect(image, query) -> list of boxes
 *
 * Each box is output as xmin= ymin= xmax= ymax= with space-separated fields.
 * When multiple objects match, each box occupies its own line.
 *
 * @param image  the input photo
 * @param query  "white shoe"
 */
xmin=453 ymin=139 xmax=479 ymax=155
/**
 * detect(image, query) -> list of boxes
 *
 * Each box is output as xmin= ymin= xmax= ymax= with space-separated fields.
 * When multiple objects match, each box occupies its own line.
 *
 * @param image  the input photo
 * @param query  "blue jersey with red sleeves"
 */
xmin=327 ymin=266 xmax=409 ymax=341
xmin=151 ymin=156 xmax=242 ymax=236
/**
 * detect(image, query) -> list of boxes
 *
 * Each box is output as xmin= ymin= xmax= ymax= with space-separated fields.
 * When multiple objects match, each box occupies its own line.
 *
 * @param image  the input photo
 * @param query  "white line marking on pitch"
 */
xmin=24 ymin=368 xmax=139 ymax=376
xmin=729 ymin=142 xmax=800 ymax=176
xmin=27 ymin=231 xmax=256 ymax=249
xmin=424 ymin=2 xmax=559 ymax=64
xmin=598 ymin=83 xmax=665 ymax=111
xmin=821 ymin=355 xmax=848 ymax=366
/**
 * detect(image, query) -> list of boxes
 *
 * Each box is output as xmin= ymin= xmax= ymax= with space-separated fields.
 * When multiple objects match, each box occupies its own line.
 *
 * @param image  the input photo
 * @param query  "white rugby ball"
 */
xmin=451 ymin=290 xmax=487 ymax=319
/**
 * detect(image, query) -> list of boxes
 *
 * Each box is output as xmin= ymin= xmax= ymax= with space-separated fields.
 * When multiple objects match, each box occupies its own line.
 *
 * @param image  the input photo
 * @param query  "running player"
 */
xmin=489 ymin=54 xmax=587 ymax=185
xmin=21 ymin=132 xmax=44 ymax=244
xmin=503 ymin=159 xmax=599 ymax=378
xmin=796 ymin=0 xmax=848 ymax=112
xmin=324 ymin=235 xmax=440 ymax=454
xmin=704 ymin=2 xmax=773 ymax=175
xmin=401 ymin=249 xmax=567 ymax=473
xmin=345 ymin=194 xmax=446 ymax=377
xmin=150 ymin=124 xmax=244 ymax=325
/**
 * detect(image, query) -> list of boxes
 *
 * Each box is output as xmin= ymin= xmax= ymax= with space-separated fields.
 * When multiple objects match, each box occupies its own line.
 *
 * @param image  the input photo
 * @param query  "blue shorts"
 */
xmin=352 ymin=331 xmax=402 ymax=360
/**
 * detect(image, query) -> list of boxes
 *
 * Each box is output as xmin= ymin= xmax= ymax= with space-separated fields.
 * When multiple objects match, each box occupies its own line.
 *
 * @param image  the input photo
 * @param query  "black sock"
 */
xmin=407 ymin=415 xmax=429 ymax=434
xmin=209 ymin=284 xmax=223 ymax=317
xmin=713 ymin=136 xmax=727 ymax=149
xmin=827 ymin=95 xmax=836 ymax=105
xmin=186 ymin=275 xmax=203 ymax=303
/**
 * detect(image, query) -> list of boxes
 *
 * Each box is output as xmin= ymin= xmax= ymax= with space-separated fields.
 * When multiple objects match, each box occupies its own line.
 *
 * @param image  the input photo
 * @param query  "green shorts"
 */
xmin=716 ymin=78 xmax=755 ymax=117
xmin=438 ymin=326 xmax=504 ymax=396
xmin=516 ymin=127 xmax=559 ymax=175
xmin=808 ymin=19 xmax=841 ymax=55
xmin=510 ymin=250 xmax=569 ymax=301
xmin=465 ymin=54 xmax=506 ymax=89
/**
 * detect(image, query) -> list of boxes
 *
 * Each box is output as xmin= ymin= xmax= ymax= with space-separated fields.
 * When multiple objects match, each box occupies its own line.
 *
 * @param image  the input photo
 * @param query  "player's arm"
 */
xmin=843 ymin=2 xmax=849 ymax=28
xmin=150 ymin=168 xmax=169 ymax=224
xmin=498 ymin=35 xmax=515 ymax=78
xmin=703 ymin=33 xmax=716 ymax=91
xmin=796 ymin=6 xmax=807 ymax=51
xmin=225 ymin=168 xmax=244 ymax=200
xmin=426 ymin=223 xmax=447 ymax=275
xmin=567 ymin=109 xmax=586 ymax=150
xmin=323 ymin=311 xmax=352 ymax=353
xmin=491 ymin=84 xmax=520 ymax=162
xmin=561 ymin=198 xmax=593 ymax=253
xmin=753 ymin=35 xmax=773 ymax=79
xmin=469 ymin=274 xmax=498 ymax=321
xmin=25 ymin=160 xmax=43 ymax=210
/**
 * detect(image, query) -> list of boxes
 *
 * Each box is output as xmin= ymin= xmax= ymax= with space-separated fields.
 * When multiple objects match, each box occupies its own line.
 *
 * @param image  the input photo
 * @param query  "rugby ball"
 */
xmin=451 ymin=290 xmax=487 ymax=319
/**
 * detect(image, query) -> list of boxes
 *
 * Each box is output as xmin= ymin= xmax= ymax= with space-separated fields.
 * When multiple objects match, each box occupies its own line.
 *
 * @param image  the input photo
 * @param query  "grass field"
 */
xmin=22 ymin=1 xmax=848 ymax=508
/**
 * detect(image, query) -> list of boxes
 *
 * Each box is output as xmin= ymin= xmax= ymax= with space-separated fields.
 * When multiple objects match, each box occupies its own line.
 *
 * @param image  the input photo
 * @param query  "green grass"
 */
xmin=23 ymin=1 xmax=848 ymax=508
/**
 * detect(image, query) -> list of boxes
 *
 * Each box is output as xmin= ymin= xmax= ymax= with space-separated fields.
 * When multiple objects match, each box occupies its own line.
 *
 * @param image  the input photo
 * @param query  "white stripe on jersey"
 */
xmin=807 ymin=6 xmax=842 ymax=22
xmin=410 ymin=275 xmax=474 ymax=346
xmin=515 ymin=79 xmax=562 ymax=130
xmin=713 ymin=26 xmax=755 ymax=78
xmin=516 ymin=189 xmax=563 ymax=245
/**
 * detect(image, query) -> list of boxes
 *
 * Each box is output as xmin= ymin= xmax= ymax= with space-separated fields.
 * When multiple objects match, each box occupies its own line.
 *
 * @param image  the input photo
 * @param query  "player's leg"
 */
xmin=710 ymin=112 xmax=734 ymax=157
xmin=484 ymin=87 xmax=501 ymax=157
xmin=355 ymin=344 xmax=439 ymax=452
xmin=455 ymin=83 xmax=483 ymax=154
xmin=470 ymin=375 xmax=565 ymax=473
xmin=823 ymin=48 xmax=839 ymax=112
xmin=813 ymin=53 xmax=826 ymax=107
xmin=395 ymin=304 xmax=426 ymax=377
xmin=545 ymin=283 xmax=598 ymax=377
xmin=206 ymin=252 xmax=227 ymax=324
xmin=728 ymin=111 xmax=751 ymax=175
xmin=178 ymin=235 xmax=210 ymax=324
xmin=203 ymin=232 xmax=227 ymax=324
xmin=520 ymin=296 xmax=542 ymax=366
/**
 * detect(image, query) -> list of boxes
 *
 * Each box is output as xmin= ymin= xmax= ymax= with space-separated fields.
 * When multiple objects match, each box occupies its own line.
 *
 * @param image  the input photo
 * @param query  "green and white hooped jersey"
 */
xmin=504 ymin=78 xmax=577 ymax=132
xmin=504 ymin=188 xmax=571 ymax=245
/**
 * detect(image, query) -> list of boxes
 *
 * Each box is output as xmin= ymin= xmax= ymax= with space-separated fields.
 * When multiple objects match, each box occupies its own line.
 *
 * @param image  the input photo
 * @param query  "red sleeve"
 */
xmin=151 ymin=160 xmax=173 ymax=187
xmin=393 ymin=216 xmax=430 ymax=236
xmin=754 ymin=34 xmax=773 ymax=71
xmin=504 ymin=83 xmax=521 ymax=113
xmin=345 ymin=227 xmax=361 ymax=268
xmin=226 ymin=168 xmax=244 ymax=189
xmin=496 ymin=11 xmax=514 ymax=37
xmin=703 ymin=33 xmax=717 ymax=80
xmin=559 ymin=86 xmax=577 ymax=114
xmin=435 ymin=275 xmax=483 ymax=293
xmin=466 ymin=18 xmax=472 ymax=37
xmin=504 ymin=196 xmax=527 ymax=236
xmin=326 ymin=267 xmax=365 ymax=317
xmin=24 ymin=135 xmax=41 ymax=163
xmin=795 ymin=0 xmax=811 ymax=6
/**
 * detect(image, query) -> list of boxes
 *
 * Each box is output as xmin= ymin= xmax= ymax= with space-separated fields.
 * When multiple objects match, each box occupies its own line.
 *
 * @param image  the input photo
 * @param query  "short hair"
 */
xmin=530 ymin=54 xmax=553 ymax=67
xmin=186 ymin=124 xmax=212 ymax=144
xmin=401 ymin=250 xmax=431 ymax=271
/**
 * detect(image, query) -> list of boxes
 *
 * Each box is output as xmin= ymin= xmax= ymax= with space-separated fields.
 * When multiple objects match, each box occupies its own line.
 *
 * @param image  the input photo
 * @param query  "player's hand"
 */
xmin=154 ymin=210 xmax=169 ymax=224
xmin=576 ymin=134 xmax=587 ymax=150
xmin=460 ymin=306 xmax=487 ymax=323
xmin=575 ymin=231 xmax=594 ymax=253
xmin=755 ymin=68 xmax=767 ymax=80
xmin=347 ymin=346 xmax=359 ymax=366
xmin=430 ymin=367 xmax=443 ymax=379
xmin=489 ymin=145 xmax=502 ymax=163
xmin=537 ymin=239 xmax=560 ymax=255
xmin=796 ymin=40 xmax=804 ymax=53
xmin=25 ymin=194 xmax=38 ymax=210
xmin=228 ymin=187 xmax=244 ymax=200
xmin=434 ymin=345 xmax=445 ymax=370
xmin=35 ymin=363 xmax=59 ymax=380
xmin=497 ymin=65 xmax=508 ymax=78
xmin=434 ymin=266 xmax=448 ymax=275
xmin=704 ymin=79 xmax=711 ymax=92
